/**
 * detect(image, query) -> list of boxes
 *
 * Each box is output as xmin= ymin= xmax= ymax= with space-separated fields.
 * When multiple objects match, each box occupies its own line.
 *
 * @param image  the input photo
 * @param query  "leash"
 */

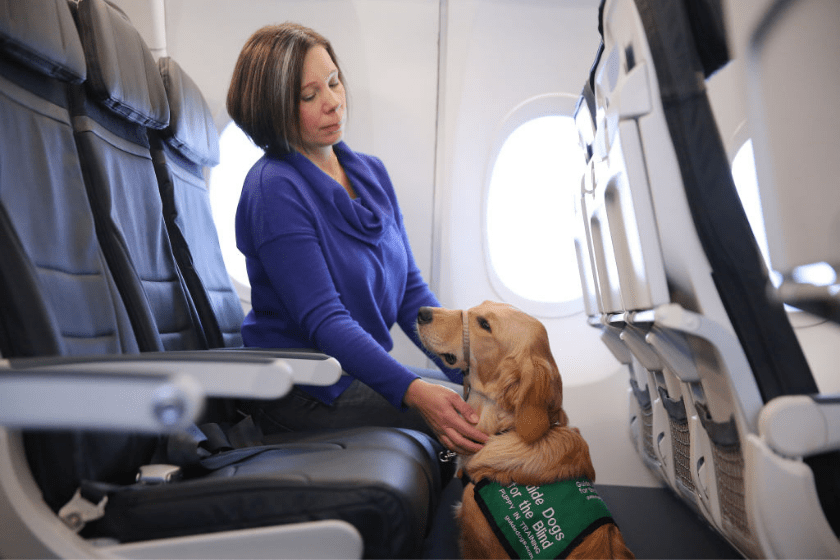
xmin=438 ymin=309 xmax=504 ymax=464
xmin=461 ymin=309 xmax=471 ymax=377
xmin=439 ymin=310 xmax=472 ymax=465
xmin=461 ymin=308 xmax=474 ymax=402
xmin=460 ymin=311 xmax=498 ymax=408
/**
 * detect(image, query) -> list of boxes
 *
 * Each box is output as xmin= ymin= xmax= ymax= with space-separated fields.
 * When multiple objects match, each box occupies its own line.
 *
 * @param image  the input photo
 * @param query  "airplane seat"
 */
xmin=149 ymin=56 xmax=245 ymax=349
xmin=0 ymin=0 xmax=137 ymax=358
xmin=576 ymin=0 xmax=840 ymax=557
xmin=575 ymin=66 xmax=733 ymax=558
xmin=0 ymin=1 xmax=445 ymax=557
xmin=576 ymin=35 xmax=688 ymax=499
xmin=67 ymin=0 xmax=204 ymax=353
xmin=730 ymin=0 xmax=840 ymax=550
xmin=736 ymin=0 xmax=840 ymax=327
xmin=0 ymin=3 xmax=160 ymax=550
xmin=575 ymin=76 xmax=667 ymax=484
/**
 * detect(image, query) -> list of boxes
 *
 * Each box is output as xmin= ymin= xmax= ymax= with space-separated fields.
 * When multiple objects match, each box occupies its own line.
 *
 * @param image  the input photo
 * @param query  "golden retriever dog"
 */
xmin=417 ymin=301 xmax=633 ymax=559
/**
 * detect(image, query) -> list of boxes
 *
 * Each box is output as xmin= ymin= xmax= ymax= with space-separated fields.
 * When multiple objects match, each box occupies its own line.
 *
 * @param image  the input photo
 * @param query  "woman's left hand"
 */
xmin=403 ymin=379 xmax=488 ymax=454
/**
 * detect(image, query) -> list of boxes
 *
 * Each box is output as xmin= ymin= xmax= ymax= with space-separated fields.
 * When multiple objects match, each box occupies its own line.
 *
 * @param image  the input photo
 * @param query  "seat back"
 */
xmin=740 ymin=0 xmax=840 ymax=279
xmin=0 ymin=0 xmax=137 ymax=358
xmin=69 ymin=0 xmax=205 ymax=352
xmin=576 ymin=0 xmax=838 ymax=556
xmin=151 ymin=56 xmax=245 ymax=348
xmin=738 ymin=1 xmax=840 ymax=322
xmin=0 ymin=0 xmax=164 ymax=517
xmin=732 ymin=0 xmax=840 ymax=552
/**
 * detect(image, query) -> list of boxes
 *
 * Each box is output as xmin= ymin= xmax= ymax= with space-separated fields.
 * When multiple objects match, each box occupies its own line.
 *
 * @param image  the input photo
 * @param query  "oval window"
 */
xmin=485 ymin=113 xmax=585 ymax=316
xmin=731 ymin=138 xmax=835 ymax=292
xmin=732 ymin=139 xmax=772 ymax=269
xmin=209 ymin=121 xmax=264 ymax=291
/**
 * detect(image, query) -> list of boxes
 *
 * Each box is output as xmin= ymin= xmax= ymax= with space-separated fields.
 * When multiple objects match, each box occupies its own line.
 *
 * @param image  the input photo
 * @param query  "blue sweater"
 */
xmin=235 ymin=141 xmax=461 ymax=408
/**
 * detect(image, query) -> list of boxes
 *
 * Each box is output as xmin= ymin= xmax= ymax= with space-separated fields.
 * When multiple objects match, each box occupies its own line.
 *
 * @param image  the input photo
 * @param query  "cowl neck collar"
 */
xmin=284 ymin=142 xmax=390 ymax=245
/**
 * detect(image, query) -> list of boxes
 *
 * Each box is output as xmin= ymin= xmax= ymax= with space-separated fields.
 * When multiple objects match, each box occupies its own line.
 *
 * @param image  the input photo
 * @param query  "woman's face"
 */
xmin=297 ymin=45 xmax=346 ymax=154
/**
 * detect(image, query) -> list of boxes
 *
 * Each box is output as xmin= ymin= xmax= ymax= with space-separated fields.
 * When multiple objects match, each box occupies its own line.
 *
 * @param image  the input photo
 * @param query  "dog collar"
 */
xmin=467 ymin=386 xmax=497 ymax=408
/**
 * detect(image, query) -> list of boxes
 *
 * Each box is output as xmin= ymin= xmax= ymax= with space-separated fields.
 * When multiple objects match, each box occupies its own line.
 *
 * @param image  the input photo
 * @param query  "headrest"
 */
xmin=0 ymin=0 xmax=86 ymax=83
xmin=157 ymin=57 xmax=220 ymax=167
xmin=73 ymin=0 xmax=169 ymax=129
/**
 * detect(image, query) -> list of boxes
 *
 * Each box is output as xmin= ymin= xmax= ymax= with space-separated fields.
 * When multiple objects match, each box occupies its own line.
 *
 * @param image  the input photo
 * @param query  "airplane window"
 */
xmin=485 ymin=115 xmax=585 ymax=312
xmin=731 ymin=139 xmax=788 ymax=288
xmin=732 ymin=139 xmax=771 ymax=268
xmin=209 ymin=121 xmax=264 ymax=289
xmin=733 ymin=140 xmax=837 ymax=299
xmin=792 ymin=262 xmax=837 ymax=286
xmin=732 ymin=138 xmax=838 ymax=306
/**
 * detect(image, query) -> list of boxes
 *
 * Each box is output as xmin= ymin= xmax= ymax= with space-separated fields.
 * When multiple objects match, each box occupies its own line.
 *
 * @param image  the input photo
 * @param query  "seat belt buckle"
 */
xmin=136 ymin=464 xmax=183 ymax=484
xmin=58 ymin=488 xmax=107 ymax=532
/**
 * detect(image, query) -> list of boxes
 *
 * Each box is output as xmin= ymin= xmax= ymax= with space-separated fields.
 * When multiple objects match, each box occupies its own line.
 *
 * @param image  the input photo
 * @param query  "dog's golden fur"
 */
xmin=417 ymin=301 xmax=633 ymax=559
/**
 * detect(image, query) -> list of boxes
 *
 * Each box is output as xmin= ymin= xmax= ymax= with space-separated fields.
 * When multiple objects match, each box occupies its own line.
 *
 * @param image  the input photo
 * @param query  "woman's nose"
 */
xmin=325 ymin=89 xmax=342 ymax=112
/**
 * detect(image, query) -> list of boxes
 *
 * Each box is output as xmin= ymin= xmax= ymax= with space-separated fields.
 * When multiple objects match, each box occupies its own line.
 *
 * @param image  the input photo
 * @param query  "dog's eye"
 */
xmin=477 ymin=317 xmax=491 ymax=332
xmin=442 ymin=353 xmax=457 ymax=366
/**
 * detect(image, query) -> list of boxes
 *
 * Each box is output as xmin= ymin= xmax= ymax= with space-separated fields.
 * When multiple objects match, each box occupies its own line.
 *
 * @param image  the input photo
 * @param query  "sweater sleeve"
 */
xmin=361 ymin=153 xmax=464 ymax=384
xmin=256 ymin=230 xmax=420 ymax=409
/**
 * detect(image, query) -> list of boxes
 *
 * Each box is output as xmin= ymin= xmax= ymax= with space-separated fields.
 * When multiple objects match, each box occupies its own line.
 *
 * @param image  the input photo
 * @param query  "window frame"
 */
xmin=481 ymin=93 xmax=586 ymax=318
xmin=209 ymin=116 xmax=265 ymax=305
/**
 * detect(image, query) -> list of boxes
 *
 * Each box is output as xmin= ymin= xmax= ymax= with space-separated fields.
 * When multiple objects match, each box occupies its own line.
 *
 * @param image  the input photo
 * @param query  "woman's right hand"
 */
xmin=403 ymin=379 xmax=488 ymax=455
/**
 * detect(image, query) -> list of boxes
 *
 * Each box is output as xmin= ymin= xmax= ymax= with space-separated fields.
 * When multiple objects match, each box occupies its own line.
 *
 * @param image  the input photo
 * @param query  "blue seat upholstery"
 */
xmin=68 ymin=0 xmax=203 ymax=352
xmin=0 ymin=0 xmax=137 ymax=358
xmin=150 ymin=56 xmax=245 ymax=348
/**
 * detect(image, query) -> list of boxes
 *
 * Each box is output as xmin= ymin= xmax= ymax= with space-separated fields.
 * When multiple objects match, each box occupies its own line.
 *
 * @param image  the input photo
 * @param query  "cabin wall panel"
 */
xmin=436 ymin=0 xmax=619 ymax=387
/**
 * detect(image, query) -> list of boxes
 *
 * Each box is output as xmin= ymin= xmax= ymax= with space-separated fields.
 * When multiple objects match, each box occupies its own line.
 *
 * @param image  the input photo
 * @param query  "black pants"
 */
xmin=239 ymin=366 xmax=461 ymax=441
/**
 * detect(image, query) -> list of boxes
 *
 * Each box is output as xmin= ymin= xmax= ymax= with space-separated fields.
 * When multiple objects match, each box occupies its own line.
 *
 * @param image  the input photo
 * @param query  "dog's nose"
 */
xmin=417 ymin=307 xmax=433 ymax=325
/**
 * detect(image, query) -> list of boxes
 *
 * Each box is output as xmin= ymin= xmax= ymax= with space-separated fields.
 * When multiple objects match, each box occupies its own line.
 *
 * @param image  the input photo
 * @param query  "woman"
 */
xmin=227 ymin=23 xmax=486 ymax=456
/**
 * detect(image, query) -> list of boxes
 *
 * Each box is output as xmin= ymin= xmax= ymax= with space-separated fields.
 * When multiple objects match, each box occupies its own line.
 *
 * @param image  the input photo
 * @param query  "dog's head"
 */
xmin=417 ymin=300 xmax=566 ymax=444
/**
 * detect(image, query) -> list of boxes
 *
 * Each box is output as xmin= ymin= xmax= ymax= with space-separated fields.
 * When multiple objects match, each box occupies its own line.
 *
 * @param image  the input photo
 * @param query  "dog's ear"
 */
xmin=513 ymin=355 xmax=554 ymax=444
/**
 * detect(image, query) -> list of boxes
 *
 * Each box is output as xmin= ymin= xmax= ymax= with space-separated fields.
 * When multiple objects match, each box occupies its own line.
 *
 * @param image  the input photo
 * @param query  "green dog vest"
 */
xmin=472 ymin=477 xmax=614 ymax=559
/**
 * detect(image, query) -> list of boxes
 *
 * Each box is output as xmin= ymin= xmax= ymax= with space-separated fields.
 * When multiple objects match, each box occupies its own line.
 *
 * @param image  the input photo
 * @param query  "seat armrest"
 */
xmin=99 ymin=520 xmax=363 ymax=559
xmin=0 ymin=367 xmax=203 ymax=432
xmin=0 ymin=351 xmax=341 ymax=431
xmin=207 ymin=348 xmax=343 ymax=387
xmin=759 ymin=394 xmax=840 ymax=458
xmin=5 ymin=350 xmax=342 ymax=399
xmin=775 ymin=281 xmax=840 ymax=325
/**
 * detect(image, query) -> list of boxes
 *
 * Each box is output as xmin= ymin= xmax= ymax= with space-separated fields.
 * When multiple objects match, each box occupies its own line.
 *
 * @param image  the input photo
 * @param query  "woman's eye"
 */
xmin=329 ymin=81 xmax=340 ymax=89
xmin=478 ymin=318 xmax=491 ymax=332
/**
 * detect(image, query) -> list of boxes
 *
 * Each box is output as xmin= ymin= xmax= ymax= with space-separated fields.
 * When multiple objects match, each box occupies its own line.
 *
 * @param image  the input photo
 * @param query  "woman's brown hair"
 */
xmin=226 ymin=23 xmax=345 ymax=155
